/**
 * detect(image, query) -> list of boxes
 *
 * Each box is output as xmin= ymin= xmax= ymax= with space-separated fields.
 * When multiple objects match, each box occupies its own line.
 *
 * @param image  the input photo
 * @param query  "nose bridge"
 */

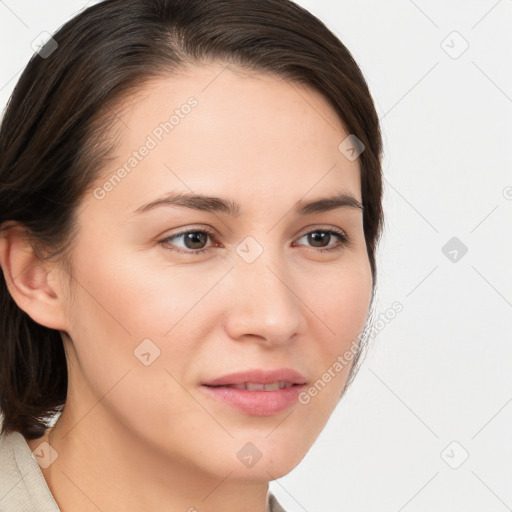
xmin=223 ymin=237 xmax=305 ymax=343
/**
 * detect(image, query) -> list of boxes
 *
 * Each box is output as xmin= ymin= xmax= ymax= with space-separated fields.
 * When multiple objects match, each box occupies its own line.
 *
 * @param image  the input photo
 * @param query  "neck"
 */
xmin=26 ymin=407 xmax=271 ymax=512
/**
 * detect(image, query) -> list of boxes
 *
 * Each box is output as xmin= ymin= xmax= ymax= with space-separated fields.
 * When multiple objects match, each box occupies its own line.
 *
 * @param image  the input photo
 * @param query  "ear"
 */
xmin=0 ymin=222 xmax=68 ymax=331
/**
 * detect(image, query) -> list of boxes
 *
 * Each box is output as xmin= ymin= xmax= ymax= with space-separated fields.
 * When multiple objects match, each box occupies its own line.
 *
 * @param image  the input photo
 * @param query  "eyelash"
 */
xmin=158 ymin=226 xmax=349 ymax=255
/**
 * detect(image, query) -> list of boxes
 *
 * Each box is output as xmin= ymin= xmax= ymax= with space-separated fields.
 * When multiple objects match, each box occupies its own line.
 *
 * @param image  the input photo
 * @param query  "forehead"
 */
xmin=88 ymin=63 xmax=362 ymax=218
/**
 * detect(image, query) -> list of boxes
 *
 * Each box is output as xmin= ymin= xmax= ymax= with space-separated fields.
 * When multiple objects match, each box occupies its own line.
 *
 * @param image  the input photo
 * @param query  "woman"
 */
xmin=0 ymin=0 xmax=383 ymax=510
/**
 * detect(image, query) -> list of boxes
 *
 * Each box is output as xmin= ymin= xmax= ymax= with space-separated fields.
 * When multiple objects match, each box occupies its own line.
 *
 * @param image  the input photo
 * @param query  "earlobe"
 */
xmin=0 ymin=223 xmax=68 ymax=331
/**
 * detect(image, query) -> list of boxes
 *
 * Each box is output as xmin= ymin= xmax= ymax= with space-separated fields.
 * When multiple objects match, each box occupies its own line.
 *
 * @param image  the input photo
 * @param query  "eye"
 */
xmin=159 ymin=227 xmax=217 ymax=255
xmin=158 ymin=226 xmax=349 ymax=255
xmin=294 ymin=227 xmax=349 ymax=253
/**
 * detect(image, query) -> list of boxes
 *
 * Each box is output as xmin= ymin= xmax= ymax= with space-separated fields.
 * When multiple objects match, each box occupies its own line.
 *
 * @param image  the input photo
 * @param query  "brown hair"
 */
xmin=0 ymin=0 xmax=383 ymax=439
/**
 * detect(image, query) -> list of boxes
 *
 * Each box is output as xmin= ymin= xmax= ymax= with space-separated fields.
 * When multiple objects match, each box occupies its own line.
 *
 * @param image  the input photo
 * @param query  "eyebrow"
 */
xmin=131 ymin=191 xmax=364 ymax=217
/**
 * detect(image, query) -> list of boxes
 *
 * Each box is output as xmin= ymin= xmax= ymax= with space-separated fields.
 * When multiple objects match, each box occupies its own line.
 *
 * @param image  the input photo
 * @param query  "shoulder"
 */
xmin=0 ymin=424 xmax=61 ymax=511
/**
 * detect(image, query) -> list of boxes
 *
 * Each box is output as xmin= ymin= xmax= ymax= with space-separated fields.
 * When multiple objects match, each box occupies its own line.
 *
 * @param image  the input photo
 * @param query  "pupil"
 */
xmin=185 ymin=232 xmax=207 ymax=249
xmin=309 ymin=231 xmax=329 ymax=247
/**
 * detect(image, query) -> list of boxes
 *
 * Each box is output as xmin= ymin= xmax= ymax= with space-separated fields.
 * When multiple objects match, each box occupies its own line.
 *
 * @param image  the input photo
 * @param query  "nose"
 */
xmin=222 ymin=246 xmax=307 ymax=347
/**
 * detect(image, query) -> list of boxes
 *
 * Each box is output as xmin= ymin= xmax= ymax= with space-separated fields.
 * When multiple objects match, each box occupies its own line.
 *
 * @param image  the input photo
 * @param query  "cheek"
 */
xmin=298 ymin=256 xmax=372 ymax=397
xmin=64 ymin=244 xmax=222 ymax=407
xmin=309 ymin=258 xmax=372 ymax=342
xmin=70 ymin=242 xmax=208 ymax=338
xmin=63 ymin=252 xmax=213 ymax=442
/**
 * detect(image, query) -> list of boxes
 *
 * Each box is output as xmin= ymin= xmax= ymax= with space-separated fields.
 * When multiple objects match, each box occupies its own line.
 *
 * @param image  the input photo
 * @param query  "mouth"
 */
xmin=205 ymin=381 xmax=299 ymax=391
xmin=202 ymin=367 xmax=307 ymax=388
xmin=200 ymin=369 xmax=308 ymax=416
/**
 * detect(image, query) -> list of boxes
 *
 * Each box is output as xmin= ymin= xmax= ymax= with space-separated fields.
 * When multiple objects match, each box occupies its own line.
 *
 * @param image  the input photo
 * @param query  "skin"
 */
xmin=0 ymin=62 xmax=372 ymax=512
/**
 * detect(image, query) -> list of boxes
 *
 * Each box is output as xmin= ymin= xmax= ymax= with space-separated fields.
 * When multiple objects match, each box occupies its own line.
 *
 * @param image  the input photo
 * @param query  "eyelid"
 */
xmin=297 ymin=224 xmax=347 ymax=238
xmin=158 ymin=224 xmax=217 ymax=241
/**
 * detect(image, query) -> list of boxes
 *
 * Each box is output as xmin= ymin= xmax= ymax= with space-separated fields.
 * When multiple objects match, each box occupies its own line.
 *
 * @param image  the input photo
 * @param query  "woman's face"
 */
xmin=56 ymin=63 xmax=372 ymax=480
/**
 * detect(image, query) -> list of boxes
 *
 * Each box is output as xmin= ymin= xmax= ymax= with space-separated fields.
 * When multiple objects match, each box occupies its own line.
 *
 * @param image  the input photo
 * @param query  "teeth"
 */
xmin=231 ymin=381 xmax=292 ymax=391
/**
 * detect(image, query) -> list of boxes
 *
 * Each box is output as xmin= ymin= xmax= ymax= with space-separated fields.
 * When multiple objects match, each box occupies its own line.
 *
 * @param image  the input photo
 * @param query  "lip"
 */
xmin=201 ymin=368 xmax=308 ymax=416
xmin=202 ymin=368 xmax=307 ymax=387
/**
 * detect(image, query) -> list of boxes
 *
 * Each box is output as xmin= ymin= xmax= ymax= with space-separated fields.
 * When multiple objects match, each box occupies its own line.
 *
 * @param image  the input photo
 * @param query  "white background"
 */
xmin=1 ymin=1 xmax=511 ymax=511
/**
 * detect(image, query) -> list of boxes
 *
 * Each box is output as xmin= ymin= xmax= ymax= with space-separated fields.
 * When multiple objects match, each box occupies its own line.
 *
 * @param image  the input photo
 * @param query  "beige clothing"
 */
xmin=0 ymin=428 xmax=287 ymax=512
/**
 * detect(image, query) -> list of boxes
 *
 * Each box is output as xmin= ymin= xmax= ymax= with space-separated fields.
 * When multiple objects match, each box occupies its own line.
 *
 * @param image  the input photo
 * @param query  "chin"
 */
xmin=230 ymin=437 xmax=309 ymax=481
xmin=224 ymin=457 xmax=300 ymax=482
